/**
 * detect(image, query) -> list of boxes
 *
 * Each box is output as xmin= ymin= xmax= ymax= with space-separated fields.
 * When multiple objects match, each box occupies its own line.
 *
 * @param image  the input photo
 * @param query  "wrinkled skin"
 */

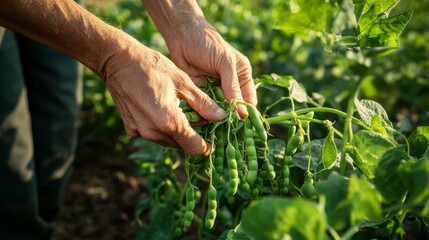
xmin=165 ymin=21 xmax=258 ymax=117
xmin=0 ymin=0 xmax=257 ymax=156
xmin=105 ymin=43 xmax=226 ymax=156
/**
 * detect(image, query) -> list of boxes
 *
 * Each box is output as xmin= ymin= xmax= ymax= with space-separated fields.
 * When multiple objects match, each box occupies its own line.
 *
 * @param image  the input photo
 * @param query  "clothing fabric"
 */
xmin=0 ymin=27 xmax=5 ymax=45
xmin=0 ymin=29 xmax=81 ymax=240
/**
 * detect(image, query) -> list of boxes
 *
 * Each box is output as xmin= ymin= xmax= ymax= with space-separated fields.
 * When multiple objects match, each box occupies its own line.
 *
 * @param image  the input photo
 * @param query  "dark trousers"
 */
xmin=0 ymin=29 xmax=81 ymax=240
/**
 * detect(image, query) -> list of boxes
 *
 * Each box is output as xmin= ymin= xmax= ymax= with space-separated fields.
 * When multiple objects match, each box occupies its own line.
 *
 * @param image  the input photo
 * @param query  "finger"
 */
xmin=219 ymin=57 xmax=248 ymax=118
xmin=170 ymin=110 xmax=212 ymax=156
xmin=178 ymin=76 xmax=226 ymax=122
xmin=144 ymin=130 xmax=181 ymax=149
xmin=237 ymin=56 xmax=258 ymax=105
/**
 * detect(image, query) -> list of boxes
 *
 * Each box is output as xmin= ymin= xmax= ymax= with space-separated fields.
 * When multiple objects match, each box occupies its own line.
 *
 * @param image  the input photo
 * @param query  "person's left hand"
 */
xmin=164 ymin=20 xmax=257 ymax=118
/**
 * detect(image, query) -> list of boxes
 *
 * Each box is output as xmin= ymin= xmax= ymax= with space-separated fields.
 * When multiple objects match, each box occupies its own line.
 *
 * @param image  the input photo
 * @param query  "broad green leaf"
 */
xmin=136 ymin=202 xmax=176 ymax=240
xmin=373 ymin=147 xmax=408 ymax=203
xmin=350 ymin=130 xmax=396 ymax=178
xmin=218 ymin=230 xmax=251 ymax=240
xmin=400 ymin=157 xmax=429 ymax=215
xmin=322 ymin=131 xmax=337 ymax=169
xmin=353 ymin=0 xmax=397 ymax=21
xmin=409 ymin=134 xmax=429 ymax=158
xmin=415 ymin=126 xmax=429 ymax=136
xmin=352 ymin=0 xmax=412 ymax=49
xmin=254 ymin=74 xmax=292 ymax=90
xmin=348 ymin=175 xmax=382 ymax=225
xmin=238 ymin=197 xmax=327 ymax=240
xmin=273 ymin=0 xmax=340 ymax=34
xmin=316 ymin=172 xmax=350 ymax=230
xmin=371 ymin=114 xmax=389 ymax=137
xmin=267 ymin=138 xmax=286 ymax=162
xmin=288 ymin=79 xmax=309 ymax=103
xmin=294 ymin=139 xmax=352 ymax=171
xmin=355 ymin=99 xmax=392 ymax=127
xmin=293 ymin=139 xmax=324 ymax=170
xmin=408 ymin=126 xmax=429 ymax=158
xmin=317 ymin=172 xmax=382 ymax=231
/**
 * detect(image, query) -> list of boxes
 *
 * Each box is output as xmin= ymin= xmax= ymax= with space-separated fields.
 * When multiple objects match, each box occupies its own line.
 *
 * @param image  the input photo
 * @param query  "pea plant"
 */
xmin=128 ymin=0 xmax=429 ymax=239
xmin=130 ymin=75 xmax=428 ymax=239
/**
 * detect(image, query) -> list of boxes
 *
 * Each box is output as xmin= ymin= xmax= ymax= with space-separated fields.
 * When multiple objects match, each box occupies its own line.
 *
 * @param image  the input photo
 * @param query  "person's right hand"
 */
xmin=103 ymin=40 xmax=226 ymax=155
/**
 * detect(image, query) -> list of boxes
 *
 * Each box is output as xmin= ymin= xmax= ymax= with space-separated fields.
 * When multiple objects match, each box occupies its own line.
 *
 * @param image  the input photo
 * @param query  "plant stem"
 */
xmin=340 ymin=78 xmax=363 ymax=175
xmin=266 ymin=107 xmax=369 ymax=129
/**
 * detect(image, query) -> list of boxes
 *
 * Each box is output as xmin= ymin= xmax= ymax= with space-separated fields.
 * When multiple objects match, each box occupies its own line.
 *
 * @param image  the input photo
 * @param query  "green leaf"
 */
xmin=254 ymin=74 xmax=292 ymax=90
xmin=348 ymin=175 xmax=382 ymax=225
xmin=238 ymin=197 xmax=328 ymax=240
xmin=352 ymin=0 xmax=412 ymax=49
xmin=218 ymin=230 xmax=251 ymax=240
xmin=355 ymin=99 xmax=392 ymax=127
xmin=408 ymin=126 xmax=429 ymax=158
xmin=350 ymin=130 xmax=396 ymax=179
xmin=288 ymin=79 xmax=309 ymax=103
xmin=293 ymin=139 xmax=324 ymax=170
xmin=322 ymin=131 xmax=337 ymax=169
xmin=317 ymin=172 xmax=382 ymax=231
xmin=294 ymin=139 xmax=352 ymax=171
xmin=136 ymin=202 xmax=176 ymax=240
xmin=373 ymin=147 xmax=408 ymax=203
xmin=400 ymin=157 xmax=429 ymax=215
xmin=370 ymin=114 xmax=389 ymax=137
xmin=273 ymin=0 xmax=340 ymax=34
xmin=267 ymin=138 xmax=286 ymax=162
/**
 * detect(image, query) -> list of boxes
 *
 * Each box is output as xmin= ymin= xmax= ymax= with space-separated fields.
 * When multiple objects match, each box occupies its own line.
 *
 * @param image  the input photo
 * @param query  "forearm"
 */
xmin=141 ymin=0 xmax=209 ymax=41
xmin=0 ymin=0 xmax=139 ymax=80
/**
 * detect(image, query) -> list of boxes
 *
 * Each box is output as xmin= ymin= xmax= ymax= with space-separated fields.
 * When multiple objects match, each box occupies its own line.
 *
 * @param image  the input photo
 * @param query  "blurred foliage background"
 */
xmin=78 ymin=0 xmax=429 ymax=150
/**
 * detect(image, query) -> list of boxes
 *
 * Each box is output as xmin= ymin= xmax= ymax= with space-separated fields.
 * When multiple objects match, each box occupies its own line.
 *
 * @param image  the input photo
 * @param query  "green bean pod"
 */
xmin=226 ymin=143 xmax=239 ymax=196
xmin=246 ymin=104 xmax=267 ymax=142
xmin=205 ymin=185 xmax=218 ymax=229
xmin=214 ymin=126 xmax=225 ymax=175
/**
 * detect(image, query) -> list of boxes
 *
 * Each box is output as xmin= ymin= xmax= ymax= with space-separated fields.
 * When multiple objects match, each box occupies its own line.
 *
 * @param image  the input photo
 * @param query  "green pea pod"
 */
xmin=213 ymin=86 xmax=225 ymax=102
xmin=226 ymin=143 xmax=235 ymax=160
xmin=287 ymin=125 xmax=297 ymax=143
xmin=285 ymin=130 xmax=305 ymax=155
xmin=184 ymin=111 xmax=202 ymax=122
xmin=246 ymin=104 xmax=267 ymax=142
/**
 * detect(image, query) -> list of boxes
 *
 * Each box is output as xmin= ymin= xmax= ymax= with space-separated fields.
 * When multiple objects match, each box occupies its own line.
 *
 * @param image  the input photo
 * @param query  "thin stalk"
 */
xmin=340 ymin=78 xmax=363 ymax=175
xmin=266 ymin=107 xmax=369 ymax=130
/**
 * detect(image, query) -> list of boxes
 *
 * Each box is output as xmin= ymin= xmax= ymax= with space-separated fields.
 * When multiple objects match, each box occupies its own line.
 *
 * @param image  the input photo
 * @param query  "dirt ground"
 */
xmin=52 ymin=144 xmax=148 ymax=240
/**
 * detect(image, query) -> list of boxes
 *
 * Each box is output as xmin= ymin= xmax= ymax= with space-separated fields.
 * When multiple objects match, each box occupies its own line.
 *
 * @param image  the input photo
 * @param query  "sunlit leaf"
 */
xmin=273 ymin=0 xmax=340 ymax=34
xmin=254 ymin=74 xmax=293 ymax=90
xmin=322 ymin=131 xmax=337 ymax=169
xmin=352 ymin=0 xmax=412 ymax=49
xmin=317 ymin=172 xmax=382 ymax=231
xmin=288 ymin=79 xmax=309 ymax=103
xmin=350 ymin=130 xmax=396 ymax=178
xmin=355 ymin=99 xmax=392 ymax=127
xmin=238 ymin=197 xmax=328 ymax=240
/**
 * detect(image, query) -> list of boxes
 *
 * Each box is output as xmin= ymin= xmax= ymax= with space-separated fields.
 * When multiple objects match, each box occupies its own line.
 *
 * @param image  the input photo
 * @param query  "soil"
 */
xmin=52 ymin=143 xmax=148 ymax=240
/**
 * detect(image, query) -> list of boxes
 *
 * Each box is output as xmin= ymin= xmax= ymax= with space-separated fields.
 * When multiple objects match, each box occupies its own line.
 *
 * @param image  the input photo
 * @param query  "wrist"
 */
xmin=93 ymin=28 xmax=141 ymax=82
xmin=142 ymin=0 xmax=208 ymax=40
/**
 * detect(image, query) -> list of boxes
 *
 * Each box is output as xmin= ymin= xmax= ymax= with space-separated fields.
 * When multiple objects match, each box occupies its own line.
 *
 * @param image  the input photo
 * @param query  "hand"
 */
xmin=165 ymin=21 xmax=258 ymax=118
xmin=104 ymin=40 xmax=226 ymax=155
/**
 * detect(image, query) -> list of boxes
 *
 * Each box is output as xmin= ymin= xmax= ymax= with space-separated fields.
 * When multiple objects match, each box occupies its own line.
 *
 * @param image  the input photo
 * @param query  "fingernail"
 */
xmin=238 ymin=104 xmax=249 ymax=118
xmin=215 ymin=107 xmax=226 ymax=119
